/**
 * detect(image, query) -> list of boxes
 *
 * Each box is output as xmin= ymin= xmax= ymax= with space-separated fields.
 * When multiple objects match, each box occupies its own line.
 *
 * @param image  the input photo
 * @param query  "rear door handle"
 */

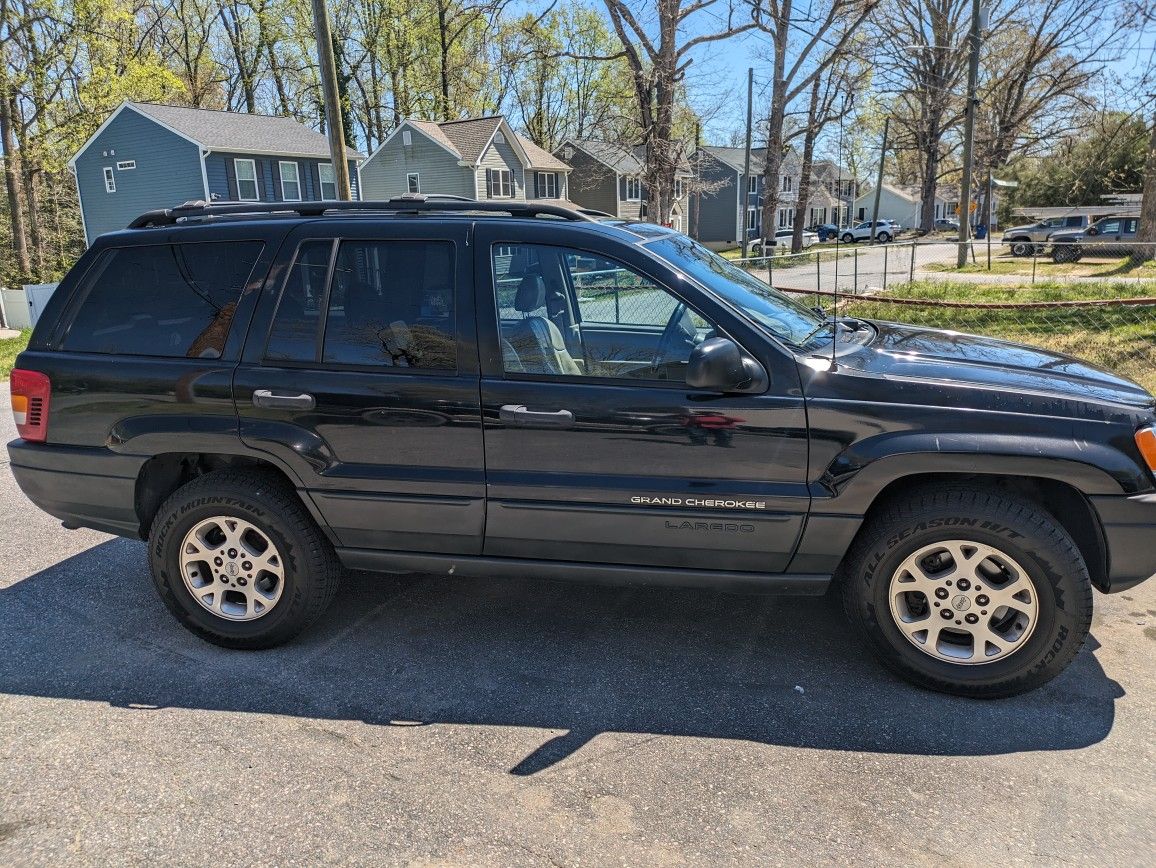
xmin=499 ymin=404 xmax=575 ymax=428
xmin=252 ymin=389 xmax=316 ymax=411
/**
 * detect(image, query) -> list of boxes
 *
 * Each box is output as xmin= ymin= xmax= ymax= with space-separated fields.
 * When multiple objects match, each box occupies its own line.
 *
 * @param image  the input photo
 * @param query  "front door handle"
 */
xmin=499 ymin=404 xmax=575 ymax=428
xmin=252 ymin=389 xmax=316 ymax=411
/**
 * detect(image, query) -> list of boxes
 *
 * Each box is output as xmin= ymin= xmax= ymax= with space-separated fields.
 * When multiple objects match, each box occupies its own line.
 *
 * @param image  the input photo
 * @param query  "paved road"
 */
xmin=1 ymin=384 xmax=1154 ymax=865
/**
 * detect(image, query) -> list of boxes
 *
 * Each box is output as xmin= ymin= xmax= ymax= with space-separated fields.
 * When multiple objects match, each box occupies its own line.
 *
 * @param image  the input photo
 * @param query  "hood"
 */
xmin=1048 ymin=227 xmax=1083 ymax=242
xmin=836 ymin=320 xmax=1153 ymax=409
xmin=1003 ymin=222 xmax=1043 ymax=235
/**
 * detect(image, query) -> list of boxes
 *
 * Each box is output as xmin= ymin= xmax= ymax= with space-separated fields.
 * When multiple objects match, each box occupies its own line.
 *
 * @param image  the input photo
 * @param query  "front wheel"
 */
xmin=841 ymin=233 xmax=855 ymax=243
xmin=840 ymin=485 xmax=1092 ymax=697
xmin=148 ymin=469 xmax=342 ymax=649
xmin=1052 ymin=245 xmax=1079 ymax=263
xmin=1010 ymin=240 xmax=1033 ymax=257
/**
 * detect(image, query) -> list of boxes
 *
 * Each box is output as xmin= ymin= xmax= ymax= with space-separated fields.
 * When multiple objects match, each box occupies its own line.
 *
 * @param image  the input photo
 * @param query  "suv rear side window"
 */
xmin=63 ymin=241 xmax=264 ymax=358
xmin=265 ymin=238 xmax=457 ymax=370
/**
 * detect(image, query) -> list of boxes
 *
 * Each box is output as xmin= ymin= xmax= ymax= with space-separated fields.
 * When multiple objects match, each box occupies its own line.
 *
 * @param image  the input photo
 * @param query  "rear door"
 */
xmin=474 ymin=223 xmax=810 ymax=574
xmin=234 ymin=220 xmax=485 ymax=554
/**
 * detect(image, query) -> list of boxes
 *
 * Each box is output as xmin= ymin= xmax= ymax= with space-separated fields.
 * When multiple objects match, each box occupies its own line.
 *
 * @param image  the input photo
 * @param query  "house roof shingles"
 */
xmin=129 ymin=102 xmax=364 ymax=159
xmin=435 ymin=116 xmax=504 ymax=165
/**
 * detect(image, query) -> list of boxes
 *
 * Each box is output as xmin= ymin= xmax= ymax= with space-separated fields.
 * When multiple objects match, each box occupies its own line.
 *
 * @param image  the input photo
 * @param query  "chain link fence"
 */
xmin=734 ymin=239 xmax=1156 ymax=393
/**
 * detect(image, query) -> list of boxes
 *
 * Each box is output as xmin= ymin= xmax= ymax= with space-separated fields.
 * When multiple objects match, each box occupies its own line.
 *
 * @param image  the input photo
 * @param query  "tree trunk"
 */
xmin=760 ymin=4 xmax=790 ymax=243
xmin=791 ymin=77 xmax=821 ymax=253
xmin=0 ymin=74 xmax=30 ymax=280
xmin=23 ymin=167 xmax=44 ymax=275
xmin=1138 ymin=113 xmax=1156 ymax=260
xmin=437 ymin=0 xmax=450 ymax=120
xmin=918 ymin=128 xmax=938 ymax=232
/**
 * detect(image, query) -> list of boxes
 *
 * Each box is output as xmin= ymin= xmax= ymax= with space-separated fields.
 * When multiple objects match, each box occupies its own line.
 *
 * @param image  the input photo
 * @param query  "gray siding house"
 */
xmin=558 ymin=140 xmax=692 ymax=230
xmin=69 ymin=101 xmax=363 ymax=243
xmin=694 ymin=147 xmax=857 ymax=247
xmin=359 ymin=116 xmax=573 ymax=205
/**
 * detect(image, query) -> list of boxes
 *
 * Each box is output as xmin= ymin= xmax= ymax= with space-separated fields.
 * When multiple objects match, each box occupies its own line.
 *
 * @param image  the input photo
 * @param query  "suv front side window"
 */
xmin=493 ymin=243 xmax=715 ymax=383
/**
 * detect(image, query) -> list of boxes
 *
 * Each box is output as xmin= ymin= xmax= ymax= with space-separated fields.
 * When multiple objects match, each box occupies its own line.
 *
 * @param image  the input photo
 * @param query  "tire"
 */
xmin=148 ymin=469 xmax=342 ymax=649
xmin=841 ymin=233 xmax=855 ymax=243
xmin=1052 ymin=245 xmax=1079 ymax=264
xmin=1010 ymin=240 xmax=1033 ymax=257
xmin=876 ymin=231 xmax=891 ymax=243
xmin=840 ymin=484 xmax=1092 ymax=698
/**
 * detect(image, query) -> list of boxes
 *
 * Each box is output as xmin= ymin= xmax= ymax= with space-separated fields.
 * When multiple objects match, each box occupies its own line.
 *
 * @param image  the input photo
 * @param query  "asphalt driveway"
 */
xmin=1 ymin=383 xmax=1154 ymax=865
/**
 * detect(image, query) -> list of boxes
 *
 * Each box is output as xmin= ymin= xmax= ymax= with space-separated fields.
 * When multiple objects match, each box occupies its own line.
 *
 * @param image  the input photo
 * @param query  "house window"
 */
xmin=488 ymin=168 xmax=513 ymax=198
xmin=279 ymin=161 xmax=301 ymax=201
xmin=407 ymin=172 xmax=421 ymax=194
xmin=674 ymin=177 xmax=685 ymax=200
xmin=102 ymin=167 xmax=116 ymax=193
xmin=536 ymin=172 xmax=558 ymax=198
xmin=116 ymin=160 xmax=136 ymax=171
xmin=494 ymin=131 xmax=506 ymax=145
xmin=857 ymin=207 xmax=866 ymax=220
xmin=748 ymin=175 xmax=758 ymax=194
xmin=235 ymin=158 xmax=259 ymax=201
xmin=318 ymin=163 xmax=337 ymax=200
xmin=781 ymin=175 xmax=793 ymax=193
xmin=625 ymin=176 xmax=641 ymax=201
xmin=747 ymin=207 xmax=758 ymax=231
xmin=402 ymin=130 xmax=412 ymax=147
xmin=670 ymin=213 xmax=682 ymax=232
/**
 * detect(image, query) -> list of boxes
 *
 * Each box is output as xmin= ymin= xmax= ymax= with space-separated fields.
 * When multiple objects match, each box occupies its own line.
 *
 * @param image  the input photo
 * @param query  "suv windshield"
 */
xmin=643 ymin=234 xmax=827 ymax=348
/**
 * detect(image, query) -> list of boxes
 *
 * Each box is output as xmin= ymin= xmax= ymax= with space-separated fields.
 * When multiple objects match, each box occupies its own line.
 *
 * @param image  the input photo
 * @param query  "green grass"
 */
xmin=836 ymin=281 xmax=1156 ymax=393
xmin=923 ymin=253 xmax=1156 ymax=278
xmin=0 ymin=329 xmax=31 ymax=378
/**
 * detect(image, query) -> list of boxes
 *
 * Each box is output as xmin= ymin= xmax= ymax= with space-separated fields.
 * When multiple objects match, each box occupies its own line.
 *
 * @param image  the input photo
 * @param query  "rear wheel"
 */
xmin=840 ymin=484 xmax=1092 ymax=697
xmin=148 ymin=469 xmax=342 ymax=649
xmin=876 ymin=231 xmax=892 ymax=243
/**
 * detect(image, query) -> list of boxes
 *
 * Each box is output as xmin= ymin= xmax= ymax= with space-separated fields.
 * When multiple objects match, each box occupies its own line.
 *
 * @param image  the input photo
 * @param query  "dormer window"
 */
xmin=494 ymin=130 xmax=506 ymax=145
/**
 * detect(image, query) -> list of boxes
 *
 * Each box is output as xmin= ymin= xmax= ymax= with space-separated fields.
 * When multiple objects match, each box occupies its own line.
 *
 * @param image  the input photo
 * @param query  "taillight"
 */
xmin=10 ymin=369 xmax=51 ymax=442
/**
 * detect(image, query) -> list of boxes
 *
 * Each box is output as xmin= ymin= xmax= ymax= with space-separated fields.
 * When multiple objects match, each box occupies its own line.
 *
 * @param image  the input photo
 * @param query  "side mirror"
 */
xmin=1085 ymin=226 xmax=1098 ymax=236
xmin=686 ymin=337 xmax=768 ymax=393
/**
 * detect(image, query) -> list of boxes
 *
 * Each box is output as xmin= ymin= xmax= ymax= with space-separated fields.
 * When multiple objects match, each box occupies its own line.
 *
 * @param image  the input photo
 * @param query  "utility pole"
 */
xmin=956 ymin=0 xmax=983 ymax=267
xmin=310 ymin=0 xmax=353 ymax=200
xmin=741 ymin=67 xmax=754 ymax=258
xmin=869 ymin=117 xmax=889 ymax=243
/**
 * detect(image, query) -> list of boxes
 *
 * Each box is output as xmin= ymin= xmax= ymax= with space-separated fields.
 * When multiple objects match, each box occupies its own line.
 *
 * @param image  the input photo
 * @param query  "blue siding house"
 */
xmin=69 ymin=101 xmax=364 ymax=243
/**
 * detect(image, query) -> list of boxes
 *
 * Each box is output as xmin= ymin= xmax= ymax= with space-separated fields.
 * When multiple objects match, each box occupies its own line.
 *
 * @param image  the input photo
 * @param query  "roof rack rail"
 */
xmin=127 ymin=194 xmax=596 ymax=228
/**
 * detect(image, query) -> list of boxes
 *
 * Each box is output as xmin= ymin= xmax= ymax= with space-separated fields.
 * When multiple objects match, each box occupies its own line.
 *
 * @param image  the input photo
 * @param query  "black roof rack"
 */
xmin=127 ymin=194 xmax=597 ymax=228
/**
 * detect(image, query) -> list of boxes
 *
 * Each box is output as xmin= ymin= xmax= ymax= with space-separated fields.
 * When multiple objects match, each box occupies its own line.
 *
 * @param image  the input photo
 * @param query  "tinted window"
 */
xmin=322 ymin=240 xmax=456 ymax=369
xmin=265 ymin=240 xmax=333 ymax=362
xmin=64 ymin=241 xmax=263 ymax=358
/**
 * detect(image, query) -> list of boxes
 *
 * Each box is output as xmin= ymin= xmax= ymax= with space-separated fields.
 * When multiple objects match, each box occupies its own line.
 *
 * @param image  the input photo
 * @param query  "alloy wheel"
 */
xmin=179 ymin=516 xmax=285 ymax=621
xmin=887 ymin=539 xmax=1039 ymax=665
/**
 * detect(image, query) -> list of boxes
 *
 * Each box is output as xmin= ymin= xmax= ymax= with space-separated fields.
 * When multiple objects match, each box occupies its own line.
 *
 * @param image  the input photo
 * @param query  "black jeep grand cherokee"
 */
xmin=9 ymin=197 xmax=1156 ymax=697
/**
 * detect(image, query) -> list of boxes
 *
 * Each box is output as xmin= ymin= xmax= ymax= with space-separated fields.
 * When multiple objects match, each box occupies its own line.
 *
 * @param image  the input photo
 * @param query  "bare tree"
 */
xmin=748 ymin=0 xmax=878 ymax=242
xmin=602 ymin=0 xmax=757 ymax=225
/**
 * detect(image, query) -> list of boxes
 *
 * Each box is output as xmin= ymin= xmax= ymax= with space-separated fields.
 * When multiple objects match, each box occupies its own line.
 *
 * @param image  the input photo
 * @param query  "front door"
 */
xmin=234 ymin=222 xmax=485 ymax=554
xmin=474 ymin=224 xmax=810 ymax=574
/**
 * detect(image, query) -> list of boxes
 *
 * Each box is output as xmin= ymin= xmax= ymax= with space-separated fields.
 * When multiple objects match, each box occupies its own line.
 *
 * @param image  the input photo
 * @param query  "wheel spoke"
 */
xmin=969 ymin=623 xmax=1011 ymax=660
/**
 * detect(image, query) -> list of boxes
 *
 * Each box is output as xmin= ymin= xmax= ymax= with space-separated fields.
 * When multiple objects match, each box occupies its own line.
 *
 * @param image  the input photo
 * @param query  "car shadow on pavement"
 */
xmin=0 ymin=539 xmax=1124 ymax=775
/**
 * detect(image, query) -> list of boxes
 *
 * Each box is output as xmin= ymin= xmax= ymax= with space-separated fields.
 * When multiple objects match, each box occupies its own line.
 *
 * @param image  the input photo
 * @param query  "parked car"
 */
xmin=1049 ymin=215 xmax=1141 ymax=263
xmin=1003 ymin=214 xmax=1093 ymax=256
xmin=8 ymin=196 xmax=1156 ymax=697
xmin=841 ymin=220 xmax=898 ymax=243
xmin=933 ymin=218 xmax=959 ymax=232
xmin=752 ymin=228 xmax=819 ymax=254
xmin=809 ymin=223 xmax=839 ymax=242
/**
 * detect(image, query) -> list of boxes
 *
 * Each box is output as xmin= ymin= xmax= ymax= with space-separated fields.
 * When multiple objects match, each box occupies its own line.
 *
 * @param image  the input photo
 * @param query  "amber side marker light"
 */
xmin=1135 ymin=427 xmax=1156 ymax=473
xmin=10 ymin=369 xmax=51 ymax=443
